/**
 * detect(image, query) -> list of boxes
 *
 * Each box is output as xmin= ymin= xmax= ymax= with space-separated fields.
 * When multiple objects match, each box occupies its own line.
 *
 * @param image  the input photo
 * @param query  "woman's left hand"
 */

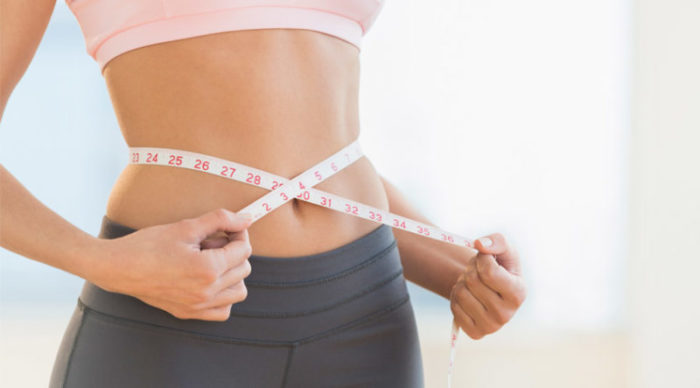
xmin=449 ymin=233 xmax=526 ymax=339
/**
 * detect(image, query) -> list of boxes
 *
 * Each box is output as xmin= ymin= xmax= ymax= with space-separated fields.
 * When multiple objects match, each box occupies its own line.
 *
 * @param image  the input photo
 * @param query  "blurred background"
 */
xmin=1 ymin=0 xmax=698 ymax=387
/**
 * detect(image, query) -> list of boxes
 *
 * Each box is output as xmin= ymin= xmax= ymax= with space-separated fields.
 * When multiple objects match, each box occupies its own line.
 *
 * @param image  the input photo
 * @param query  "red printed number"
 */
xmin=393 ymin=219 xmax=407 ymax=229
xmin=146 ymin=153 xmax=158 ymax=163
xmin=417 ymin=225 xmax=430 ymax=236
xmin=220 ymin=166 xmax=236 ymax=177
xmin=194 ymin=159 xmax=210 ymax=171
xmin=321 ymin=197 xmax=332 ymax=207
xmin=168 ymin=155 xmax=183 ymax=166
xmin=246 ymin=173 xmax=261 ymax=185
xmin=345 ymin=204 xmax=359 ymax=215
xmin=296 ymin=191 xmax=310 ymax=201
xmin=262 ymin=203 xmax=271 ymax=212
xmin=441 ymin=234 xmax=454 ymax=243
xmin=369 ymin=211 xmax=383 ymax=222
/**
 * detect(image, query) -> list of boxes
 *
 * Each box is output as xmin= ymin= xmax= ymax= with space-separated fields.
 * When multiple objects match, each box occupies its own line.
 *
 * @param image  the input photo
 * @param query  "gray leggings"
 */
xmin=49 ymin=215 xmax=425 ymax=387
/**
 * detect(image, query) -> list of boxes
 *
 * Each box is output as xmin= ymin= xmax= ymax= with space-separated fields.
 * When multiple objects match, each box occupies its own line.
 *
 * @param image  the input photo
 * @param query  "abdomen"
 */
xmin=101 ymin=29 xmax=390 ymax=256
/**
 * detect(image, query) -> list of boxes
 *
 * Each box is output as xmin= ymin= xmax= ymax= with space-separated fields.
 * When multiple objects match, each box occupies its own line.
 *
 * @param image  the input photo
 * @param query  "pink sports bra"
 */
xmin=66 ymin=0 xmax=386 ymax=72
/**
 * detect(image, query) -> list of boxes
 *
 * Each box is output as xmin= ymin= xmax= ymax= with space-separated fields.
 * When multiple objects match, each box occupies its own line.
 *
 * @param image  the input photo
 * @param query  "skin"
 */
xmin=0 ymin=0 xmax=525 ymax=335
xmin=451 ymin=234 xmax=527 ymax=339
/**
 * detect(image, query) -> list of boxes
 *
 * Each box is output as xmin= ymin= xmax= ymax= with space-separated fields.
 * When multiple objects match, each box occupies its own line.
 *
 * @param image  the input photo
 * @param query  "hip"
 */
xmin=83 ymin=215 xmax=410 ymax=341
xmin=50 ymin=215 xmax=424 ymax=387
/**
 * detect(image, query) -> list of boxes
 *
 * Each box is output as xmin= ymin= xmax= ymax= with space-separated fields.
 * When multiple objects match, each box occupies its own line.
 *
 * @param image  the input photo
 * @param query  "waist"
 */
xmin=105 ymin=135 xmax=390 ymax=257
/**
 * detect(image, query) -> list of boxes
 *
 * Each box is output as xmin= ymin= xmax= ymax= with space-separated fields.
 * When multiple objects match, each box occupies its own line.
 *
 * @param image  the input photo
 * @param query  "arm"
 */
xmin=0 ymin=0 xmax=254 ymax=322
xmin=0 ymin=0 xmax=104 ymax=279
xmin=0 ymin=165 xmax=111 ymax=281
xmin=0 ymin=0 xmax=55 ymax=121
xmin=379 ymin=175 xmax=476 ymax=299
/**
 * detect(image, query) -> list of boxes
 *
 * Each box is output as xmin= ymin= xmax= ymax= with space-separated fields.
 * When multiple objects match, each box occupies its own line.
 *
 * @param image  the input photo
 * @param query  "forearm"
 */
xmin=0 ymin=164 xmax=109 ymax=281
xmin=379 ymin=175 xmax=477 ymax=300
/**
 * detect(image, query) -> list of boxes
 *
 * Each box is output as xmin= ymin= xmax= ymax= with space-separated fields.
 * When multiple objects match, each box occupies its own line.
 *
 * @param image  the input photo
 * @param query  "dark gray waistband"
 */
xmin=78 ymin=215 xmax=409 ymax=343
xmin=96 ymin=214 xmax=398 ymax=285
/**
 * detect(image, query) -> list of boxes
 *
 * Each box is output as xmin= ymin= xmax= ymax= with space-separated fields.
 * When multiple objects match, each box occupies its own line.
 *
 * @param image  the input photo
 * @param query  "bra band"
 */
xmin=65 ymin=0 xmax=386 ymax=73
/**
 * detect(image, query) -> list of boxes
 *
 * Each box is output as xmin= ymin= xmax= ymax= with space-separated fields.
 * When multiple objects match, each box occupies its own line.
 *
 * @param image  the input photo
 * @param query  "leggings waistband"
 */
xmin=78 ymin=215 xmax=410 ymax=344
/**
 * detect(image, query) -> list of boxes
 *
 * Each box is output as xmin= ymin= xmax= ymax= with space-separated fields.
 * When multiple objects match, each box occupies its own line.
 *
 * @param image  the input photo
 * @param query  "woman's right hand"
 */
xmin=92 ymin=208 xmax=254 ymax=322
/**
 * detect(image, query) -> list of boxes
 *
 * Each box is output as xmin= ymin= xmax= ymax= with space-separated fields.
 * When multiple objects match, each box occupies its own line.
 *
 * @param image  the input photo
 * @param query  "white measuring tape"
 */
xmin=128 ymin=139 xmax=474 ymax=387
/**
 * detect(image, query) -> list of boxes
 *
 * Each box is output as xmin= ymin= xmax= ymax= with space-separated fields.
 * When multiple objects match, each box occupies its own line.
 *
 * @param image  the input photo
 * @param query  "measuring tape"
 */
xmin=128 ymin=139 xmax=474 ymax=387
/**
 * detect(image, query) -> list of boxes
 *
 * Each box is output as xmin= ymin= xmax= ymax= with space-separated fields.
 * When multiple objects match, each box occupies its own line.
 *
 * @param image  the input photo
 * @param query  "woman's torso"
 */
xmin=102 ymin=29 xmax=389 ymax=257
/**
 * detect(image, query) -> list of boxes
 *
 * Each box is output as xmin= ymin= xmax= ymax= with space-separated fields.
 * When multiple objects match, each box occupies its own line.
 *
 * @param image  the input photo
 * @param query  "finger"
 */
xmin=186 ymin=208 xmax=253 ymax=243
xmin=453 ymin=279 xmax=495 ymax=331
xmin=474 ymin=233 xmax=522 ymax=276
xmin=463 ymin=262 xmax=504 ymax=310
xmin=211 ymin=225 xmax=250 ymax=254
xmin=193 ymin=304 xmax=233 ymax=322
xmin=194 ymin=281 xmax=248 ymax=310
xmin=196 ymin=231 xmax=251 ymax=276
xmin=465 ymin=263 xmax=517 ymax=325
xmin=225 ymin=225 xmax=249 ymax=244
xmin=474 ymin=253 xmax=514 ymax=295
xmin=476 ymin=253 xmax=526 ymax=306
xmin=211 ymin=259 xmax=252 ymax=293
xmin=450 ymin=298 xmax=483 ymax=339
xmin=200 ymin=236 xmax=230 ymax=250
xmin=217 ymin=235 xmax=253 ymax=270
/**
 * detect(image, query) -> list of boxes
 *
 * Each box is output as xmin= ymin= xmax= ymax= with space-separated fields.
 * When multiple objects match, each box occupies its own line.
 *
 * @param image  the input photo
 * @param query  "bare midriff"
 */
xmin=102 ymin=29 xmax=390 ymax=257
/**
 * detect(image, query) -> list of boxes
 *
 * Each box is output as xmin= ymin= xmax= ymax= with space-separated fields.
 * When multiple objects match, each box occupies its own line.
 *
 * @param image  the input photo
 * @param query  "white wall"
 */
xmin=360 ymin=0 xmax=630 ymax=329
xmin=627 ymin=1 xmax=700 ymax=387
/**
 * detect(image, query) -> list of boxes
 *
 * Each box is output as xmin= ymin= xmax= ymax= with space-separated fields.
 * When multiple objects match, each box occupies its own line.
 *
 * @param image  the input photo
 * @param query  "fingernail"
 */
xmin=478 ymin=237 xmax=493 ymax=247
xmin=239 ymin=213 xmax=254 ymax=221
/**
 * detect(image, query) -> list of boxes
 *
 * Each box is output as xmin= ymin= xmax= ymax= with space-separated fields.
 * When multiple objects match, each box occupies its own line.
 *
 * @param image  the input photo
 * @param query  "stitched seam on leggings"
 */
xmin=230 ymin=268 xmax=404 ymax=318
xmin=75 ymin=293 xmax=410 ymax=348
xmin=296 ymin=294 xmax=411 ymax=345
xmin=245 ymin=239 xmax=397 ymax=289
xmin=77 ymin=298 xmax=290 ymax=348
xmin=281 ymin=345 xmax=296 ymax=388
xmin=61 ymin=299 xmax=88 ymax=388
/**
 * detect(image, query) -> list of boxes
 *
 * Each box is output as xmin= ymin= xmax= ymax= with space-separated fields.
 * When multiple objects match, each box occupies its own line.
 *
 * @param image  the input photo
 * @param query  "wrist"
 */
xmin=68 ymin=234 xmax=118 ymax=290
xmin=440 ymin=255 xmax=469 ymax=299
xmin=429 ymin=245 xmax=475 ymax=300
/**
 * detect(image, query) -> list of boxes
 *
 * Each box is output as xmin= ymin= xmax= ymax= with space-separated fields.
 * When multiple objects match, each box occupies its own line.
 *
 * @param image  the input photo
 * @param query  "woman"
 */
xmin=0 ymin=0 xmax=527 ymax=387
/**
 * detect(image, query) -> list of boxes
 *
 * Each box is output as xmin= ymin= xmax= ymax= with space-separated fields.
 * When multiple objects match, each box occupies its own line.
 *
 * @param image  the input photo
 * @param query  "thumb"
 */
xmin=474 ymin=233 xmax=522 ymax=276
xmin=187 ymin=208 xmax=253 ymax=243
